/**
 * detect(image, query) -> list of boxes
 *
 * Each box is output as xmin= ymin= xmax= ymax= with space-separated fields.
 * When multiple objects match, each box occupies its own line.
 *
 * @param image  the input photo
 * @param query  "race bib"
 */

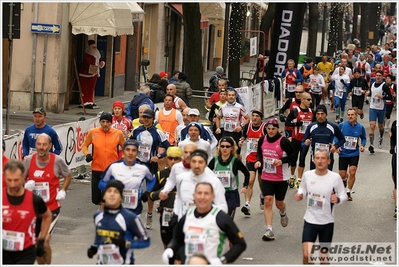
xmin=315 ymin=142 xmax=330 ymax=153
xmin=98 ymin=244 xmax=124 ymax=265
xmin=33 ymin=182 xmax=50 ymax=202
xmin=334 ymin=90 xmax=343 ymax=99
xmin=344 ymin=136 xmax=358 ymax=150
xmin=122 ymin=189 xmax=139 ymax=210
xmin=2 ymin=230 xmax=25 ymax=251
xmin=311 ymin=85 xmax=321 ymax=93
xmin=353 ymin=87 xmax=362 ymax=96
xmin=162 ymin=208 xmax=173 ymax=227
xmin=299 ymin=121 xmax=311 ymax=134
xmin=185 ymin=233 xmax=207 ymax=257
xmin=137 ymin=145 xmax=151 ymax=163
xmin=215 ymin=171 xmax=231 ymax=188
xmin=372 ymin=97 xmax=381 ymax=104
xmin=263 ymin=157 xmax=276 ymax=173
xmin=224 ymin=121 xmax=238 ymax=132
xmin=287 ymin=84 xmax=296 ymax=92
xmin=247 ymin=138 xmax=258 ymax=153
xmin=307 ymin=192 xmax=326 ymax=211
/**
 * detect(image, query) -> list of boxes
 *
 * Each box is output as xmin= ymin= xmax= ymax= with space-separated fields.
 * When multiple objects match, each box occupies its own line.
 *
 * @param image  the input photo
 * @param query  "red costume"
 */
xmin=79 ymin=40 xmax=105 ymax=106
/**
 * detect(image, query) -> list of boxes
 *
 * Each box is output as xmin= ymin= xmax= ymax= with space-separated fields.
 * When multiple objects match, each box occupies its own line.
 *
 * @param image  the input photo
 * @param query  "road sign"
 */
xmin=31 ymin=23 xmax=61 ymax=34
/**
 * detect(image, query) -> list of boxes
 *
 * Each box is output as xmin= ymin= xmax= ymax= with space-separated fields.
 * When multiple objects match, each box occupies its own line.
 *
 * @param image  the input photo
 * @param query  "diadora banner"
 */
xmin=4 ymin=117 xmax=98 ymax=169
xmin=266 ymin=3 xmax=306 ymax=78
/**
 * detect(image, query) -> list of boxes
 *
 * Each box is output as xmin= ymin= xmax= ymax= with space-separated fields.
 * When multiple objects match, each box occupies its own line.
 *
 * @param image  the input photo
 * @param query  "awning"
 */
xmin=69 ymin=2 xmax=145 ymax=36
xmin=170 ymin=4 xmax=209 ymax=29
xmin=199 ymin=3 xmax=225 ymax=25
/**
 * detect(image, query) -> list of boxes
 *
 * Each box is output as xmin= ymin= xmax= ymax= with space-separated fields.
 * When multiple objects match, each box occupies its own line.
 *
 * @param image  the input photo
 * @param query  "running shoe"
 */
xmin=262 ymin=229 xmax=275 ymax=241
xmin=368 ymin=145 xmax=375 ymax=154
xmin=241 ymin=204 xmax=251 ymax=216
xmin=289 ymin=175 xmax=296 ymax=188
xmin=335 ymin=115 xmax=340 ymax=124
xmin=280 ymin=214 xmax=289 ymax=227
xmin=260 ymin=193 xmax=264 ymax=210
xmin=347 ymin=192 xmax=352 ymax=201
xmin=92 ymin=103 xmax=99 ymax=109
xmin=295 ymin=179 xmax=301 ymax=189
xmin=378 ymin=136 xmax=383 ymax=149
xmin=145 ymin=213 xmax=153 ymax=229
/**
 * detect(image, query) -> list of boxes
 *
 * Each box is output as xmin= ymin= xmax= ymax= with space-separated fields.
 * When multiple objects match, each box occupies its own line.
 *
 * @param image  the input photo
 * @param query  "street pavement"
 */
xmin=2 ymin=59 xmax=398 ymax=265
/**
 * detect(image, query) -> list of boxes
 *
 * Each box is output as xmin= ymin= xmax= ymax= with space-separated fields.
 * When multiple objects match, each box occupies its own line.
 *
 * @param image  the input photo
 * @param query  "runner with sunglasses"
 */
xmin=208 ymin=137 xmax=250 ymax=220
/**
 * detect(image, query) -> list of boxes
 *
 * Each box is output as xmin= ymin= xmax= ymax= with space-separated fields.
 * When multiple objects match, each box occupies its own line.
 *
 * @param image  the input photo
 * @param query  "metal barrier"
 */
xmin=189 ymin=88 xmax=213 ymax=121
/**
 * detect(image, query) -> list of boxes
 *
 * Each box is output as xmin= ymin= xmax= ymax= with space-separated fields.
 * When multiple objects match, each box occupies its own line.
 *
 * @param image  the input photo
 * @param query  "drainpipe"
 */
xmin=30 ymin=3 xmax=38 ymax=110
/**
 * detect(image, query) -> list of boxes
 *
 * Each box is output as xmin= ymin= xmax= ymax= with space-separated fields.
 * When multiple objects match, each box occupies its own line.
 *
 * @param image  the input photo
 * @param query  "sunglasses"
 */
xmin=304 ymin=98 xmax=312 ymax=101
xmin=167 ymin=156 xmax=181 ymax=161
xmin=220 ymin=145 xmax=232 ymax=149
xmin=295 ymin=91 xmax=304 ymax=93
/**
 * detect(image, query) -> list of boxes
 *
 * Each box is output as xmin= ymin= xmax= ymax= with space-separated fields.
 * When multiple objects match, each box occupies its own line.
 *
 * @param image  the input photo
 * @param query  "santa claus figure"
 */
xmin=79 ymin=40 xmax=105 ymax=109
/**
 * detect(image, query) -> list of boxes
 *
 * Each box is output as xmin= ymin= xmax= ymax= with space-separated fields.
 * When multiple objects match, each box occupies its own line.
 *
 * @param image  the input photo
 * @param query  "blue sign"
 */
xmin=31 ymin=23 xmax=61 ymax=34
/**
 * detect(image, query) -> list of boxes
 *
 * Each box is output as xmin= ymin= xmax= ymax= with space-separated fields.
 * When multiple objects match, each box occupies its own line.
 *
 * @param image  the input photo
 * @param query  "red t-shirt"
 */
xmin=209 ymin=92 xmax=220 ymax=105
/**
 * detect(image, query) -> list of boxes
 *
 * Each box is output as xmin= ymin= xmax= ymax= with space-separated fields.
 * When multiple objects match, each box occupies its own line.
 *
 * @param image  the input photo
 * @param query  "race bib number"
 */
xmin=299 ymin=121 xmax=311 ymax=134
xmin=321 ymin=72 xmax=327 ymax=78
xmin=287 ymin=84 xmax=296 ymax=92
xmin=263 ymin=157 xmax=276 ymax=173
xmin=307 ymin=192 xmax=326 ymax=211
xmin=247 ymin=138 xmax=258 ymax=153
xmin=162 ymin=208 xmax=173 ymax=227
xmin=215 ymin=171 xmax=231 ymax=188
xmin=315 ymin=142 xmax=330 ymax=153
xmin=334 ymin=90 xmax=343 ymax=99
xmin=98 ymin=244 xmax=124 ymax=265
xmin=353 ymin=87 xmax=362 ymax=96
xmin=137 ymin=145 xmax=151 ymax=162
xmin=2 ymin=230 xmax=25 ymax=251
xmin=344 ymin=136 xmax=358 ymax=150
xmin=224 ymin=121 xmax=238 ymax=132
xmin=122 ymin=189 xmax=139 ymax=210
xmin=33 ymin=182 xmax=50 ymax=202
xmin=311 ymin=85 xmax=321 ymax=93
xmin=372 ymin=97 xmax=381 ymax=104
xmin=185 ymin=233 xmax=207 ymax=257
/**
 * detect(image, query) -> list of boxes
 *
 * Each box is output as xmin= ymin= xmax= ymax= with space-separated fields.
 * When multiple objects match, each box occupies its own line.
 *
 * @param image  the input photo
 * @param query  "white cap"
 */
xmin=188 ymin=108 xmax=200 ymax=116
xmin=393 ymin=48 xmax=397 ymax=52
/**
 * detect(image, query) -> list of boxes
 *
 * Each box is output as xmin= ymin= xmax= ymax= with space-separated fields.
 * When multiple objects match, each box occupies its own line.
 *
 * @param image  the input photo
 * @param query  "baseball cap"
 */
xmin=33 ymin=107 xmax=46 ymax=116
xmin=142 ymin=109 xmax=155 ymax=118
xmin=266 ymin=118 xmax=279 ymax=128
xmin=188 ymin=109 xmax=200 ymax=116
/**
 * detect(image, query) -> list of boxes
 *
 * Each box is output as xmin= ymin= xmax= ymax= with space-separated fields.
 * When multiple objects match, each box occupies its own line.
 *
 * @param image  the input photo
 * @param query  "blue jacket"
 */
xmin=22 ymin=124 xmax=63 ymax=156
xmin=302 ymin=120 xmax=346 ymax=153
xmin=126 ymin=94 xmax=155 ymax=120
xmin=334 ymin=120 xmax=367 ymax=158
xmin=92 ymin=206 xmax=150 ymax=264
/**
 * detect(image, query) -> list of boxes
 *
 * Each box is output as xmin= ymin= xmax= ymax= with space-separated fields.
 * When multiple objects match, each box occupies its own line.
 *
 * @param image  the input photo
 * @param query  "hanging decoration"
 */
xmin=228 ymin=3 xmax=244 ymax=61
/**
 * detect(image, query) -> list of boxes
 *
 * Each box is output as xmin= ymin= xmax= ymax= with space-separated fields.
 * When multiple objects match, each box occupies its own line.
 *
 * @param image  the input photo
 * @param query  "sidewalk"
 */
xmin=2 ymin=58 xmax=258 ymax=132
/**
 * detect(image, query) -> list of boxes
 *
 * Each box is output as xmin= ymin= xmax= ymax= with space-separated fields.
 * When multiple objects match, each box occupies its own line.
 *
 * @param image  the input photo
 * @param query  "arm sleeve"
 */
xmin=383 ymin=84 xmax=393 ymax=100
xmin=279 ymin=99 xmax=292 ymax=115
xmin=98 ymin=165 xmax=114 ymax=191
xmin=33 ymin=193 xmax=49 ymax=215
xmin=256 ymin=136 xmax=265 ymax=162
xmin=50 ymin=130 xmax=63 ymax=155
xmin=285 ymin=109 xmax=298 ymax=127
xmin=295 ymin=70 xmax=304 ymax=83
xmin=333 ymin=124 xmax=346 ymax=148
xmin=22 ymin=129 xmax=30 ymax=156
xmin=213 ymin=183 xmax=228 ymax=214
xmin=176 ymin=111 xmax=184 ymax=125
xmin=280 ymin=137 xmax=295 ymax=164
xmin=207 ymin=158 xmax=215 ymax=170
xmin=215 ymin=211 xmax=247 ymax=263
xmin=208 ymin=104 xmax=217 ymax=121
xmin=167 ymin=215 xmax=186 ymax=252
xmin=162 ymin=164 xmax=177 ymax=193
xmin=360 ymin=125 xmax=367 ymax=147
xmin=126 ymin=103 xmax=132 ymax=120
xmin=235 ymin=159 xmax=250 ymax=187
xmin=82 ymin=131 xmax=93 ymax=156
xmin=129 ymin=215 xmax=151 ymax=249
xmin=318 ymin=75 xmax=325 ymax=88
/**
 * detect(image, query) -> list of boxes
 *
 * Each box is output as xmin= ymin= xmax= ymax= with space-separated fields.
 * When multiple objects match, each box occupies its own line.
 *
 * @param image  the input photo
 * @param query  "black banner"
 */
xmin=266 ymin=3 xmax=306 ymax=79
